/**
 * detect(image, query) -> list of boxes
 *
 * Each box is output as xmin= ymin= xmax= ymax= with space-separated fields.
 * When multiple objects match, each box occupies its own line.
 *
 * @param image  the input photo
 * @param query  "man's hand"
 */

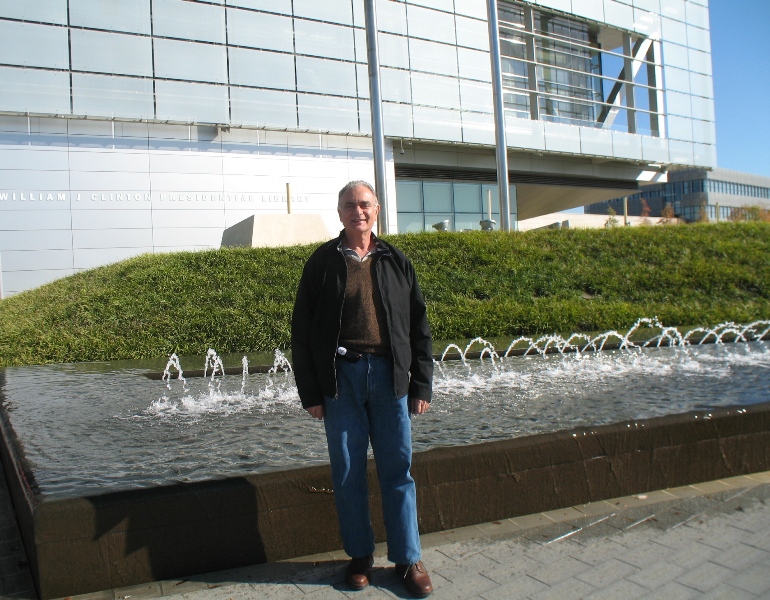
xmin=410 ymin=399 xmax=430 ymax=415
xmin=307 ymin=405 xmax=324 ymax=420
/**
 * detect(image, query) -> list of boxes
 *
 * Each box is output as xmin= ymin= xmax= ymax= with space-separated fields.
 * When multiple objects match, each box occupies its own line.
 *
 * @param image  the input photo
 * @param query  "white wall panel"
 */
xmin=461 ymin=111 xmax=495 ymax=145
xmin=604 ymin=1 xmax=634 ymax=29
xmin=73 ymin=228 xmax=154 ymax=249
xmin=661 ymin=16 xmax=687 ymax=44
xmin=691 ymin=119 xmax=715 ymax=145
xmin=149 ymin=153 xmax=223 ymax=175
xmin=0 ymin=68 xmax=70 ymax=115
xmin=454 ymin=0 xmax=487 ymax=20
xmin=294 ymin=20 xmax=355 ymax=61
xmin=223 ymin=174 xmax=290 ymax=193
xmin=68 ymin=149 xmax=150 ymax=173
xmin=641 ymin=136 xmax=669 ymax=163
xmin=689 ymin=72 xmax=713 ymax=98
xmin=659 ymin=0 xmax=686 ymax=21
xmin=370 ymin=0 xmax=407 ymax=35
xmin=460 ymin=80 xmax=493 ymax=113
xmin=297 ymin=94 xmax=360 ymax=133
xmin=296 ymin=57 xmax=357 ymax=97
xmin=0 ymin=211 xmax=72 ymax=229
xmin=406 ymin=5 xmax=456 ymax=44
xmin=411 ymin=73 xmax=460 ymax=109
xmin=73 ymin=75 xmax=155 ymax=120
xmin=151 ymin=209 xmax=225 ymax=228
xmin=382 ymin=102 xmax=414 ymax=138
xmin=667 ymin=139 xmax=693 ymax=164
xmin=458 ymin=47 xmax=491 ymax=81
xmin=226 ymin=0 xmax=291 ymax=15
xmin=571 ymin=0 xmax=604 ymax=23
xmin=664 ymin=66 xmax=690 ymax=93
xmin=74 ymin=247 xmax=151 ymax=269
xmin=0 ymin=170 xmax=70 ymax=190
xmin=70 ymin=209 xmax=152 ymax=229
xmin=154 ymin=39 xmax=227 ymax=84
xmin=294 ymin=0 xmax=353 ymax=25
xmin=666 ymin=115 xmax=693 ymax=141
xmin=611 ymin=131 xmax=643 ymax=160
xmin=71 ymin=192 xmax=151 ymax=209
xmin=153 ymin=0 xmax=225 ymax=43
xmin=69 ymin=0 xmax=150 ymax=34
xmin=0 ymin=147 xmax=69 ymax=171
xmin=0 ymin=21 xmax=69 ymax=69
xmin=152 ymin=227 xmax=223 ymax=248
xmin=229 ymin=48 xmax=296 ymax=90
xmin=3 ymin=269 xmax=75 ymax=295
xmin=579 ymin=127 xmax=614 ymax=157
xmin=226 ymin=9 xmax=294 ymax=53
xmin=413 ymin=106 xmax=462 ymax=141
xmin=687 ymin=48 xmax=712 ymax=75
xmin=155 ymin=81 xmax=229 ymax=124
xmin=1 ymin=248 xmax=73 ymax=271
xmin=71 ymin=29 xmax=152 ymax=76
xmin=685 ymin=2 xmax=709 ymax=29
xmin=378 ymin=33 xmax=410 ymax=69
xmin=632 ymin=9 xmax=660 ymax=37
xmin=150 ymin=172 xmax=224 ymax=191
xmin=230 ymin=88 xmax=298 ymax=129
xmin=543 ymin=122 xmax=581 ymax=154
xmin=223 ymin=156 xmax=290 ymax=177
xmin=686 ymin=25 xmax=710 ymax=52
xmin=409 ymin=39 xmax=458 ymax=77
xmin=0 ymin=229 xmax=71 ymax=251
xmin=665 ymin=90 xmax=692 ymax=117
xmin=380 ymin=68 xmax=412 ymax=104
xmin=506 ymin=117 xmax=545 ymax=151
xmin=0 ymin=0 xmax=68 ymax=24
xmin=662 ymin=42 xmax=689 ymax=69
xmin=692 ymin=142 xmax=716 ymax=168
xmin=455 ymin=15 xmax=489 ymax=51
xmin=689 ymin=95 xmax=715 ymax=122
xmin=70 ymin=171 xmax=151 ymax=190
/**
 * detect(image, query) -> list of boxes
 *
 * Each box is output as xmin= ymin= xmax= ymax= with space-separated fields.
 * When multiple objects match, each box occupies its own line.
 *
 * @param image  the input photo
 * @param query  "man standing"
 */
xmin=291 ymin=181 xmax=434 ymax=597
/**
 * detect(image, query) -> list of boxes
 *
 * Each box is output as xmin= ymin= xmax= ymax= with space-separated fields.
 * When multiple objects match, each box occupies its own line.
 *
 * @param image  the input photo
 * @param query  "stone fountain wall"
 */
xmin=2 ymin=399 xmax=770 ymax=599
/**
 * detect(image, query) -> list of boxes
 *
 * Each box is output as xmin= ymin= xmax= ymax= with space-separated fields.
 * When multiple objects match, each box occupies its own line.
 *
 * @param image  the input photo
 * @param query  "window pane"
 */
xmin=396 ymin=181 xmax=422 ymax=212
xmin=425 ymin=213 xmax=454 ymax=231
xmin=226 ymin=0 xmax=291 ymax=14
xmin=423 ymin=182 xmax=452 ymax=212
xmin=293 ymin=0 xmax=352 ymax=25
xmin=397 ymin=213 xmax=424 ymax=233
xmin=154 ymin=39 xmax=227 ymax=84
xmin=69 ymin=0 xmax=150 ymax=34
xmin=71 ymin=30 xmax=152 ymax=77
xmin=230 ymin=88 xmax=297 ymax=128
xmin=455 ymin=213 xmax=484 ymax=231
xmin=229 ymin=48 xmax=295 ymax=89
xmin=153 ymin=0 xmax=225 ymax=44
xmin=73 ymin=74 xmax=154 ymax=119
xmin=453 ymin=183 xmax=481 ymax=212
xmin=226 ymin=9 xmax=294 ymax=53
xmin=0 ymin=21 xmax=68 ymax=69
xmin=155 ymin=80 xmax=228 ymax=124
xmin=0 ymin=66 xmax=70 ymax=114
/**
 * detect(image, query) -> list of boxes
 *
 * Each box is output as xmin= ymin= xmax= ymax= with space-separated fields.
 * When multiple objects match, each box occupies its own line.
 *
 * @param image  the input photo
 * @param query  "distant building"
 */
xmin=586 ymin=168 xmax=770 ymax=222
xmin=1 ymin=0 xmax=715 ymax=296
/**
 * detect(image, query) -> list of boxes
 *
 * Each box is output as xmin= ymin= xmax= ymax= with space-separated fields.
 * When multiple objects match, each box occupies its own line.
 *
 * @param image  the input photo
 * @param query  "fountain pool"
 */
xmin=2 ymin=329 xmax=768 ymax=499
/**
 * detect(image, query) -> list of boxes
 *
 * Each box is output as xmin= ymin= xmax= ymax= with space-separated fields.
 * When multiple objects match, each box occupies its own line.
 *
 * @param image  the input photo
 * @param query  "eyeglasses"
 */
xmin=341 ymin=201 xmax=377 ymax=211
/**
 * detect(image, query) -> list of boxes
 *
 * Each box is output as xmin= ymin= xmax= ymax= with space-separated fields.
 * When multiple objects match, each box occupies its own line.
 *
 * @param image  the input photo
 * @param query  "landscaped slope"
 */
xmin=1 ymin=222 xmax=768 ymax=366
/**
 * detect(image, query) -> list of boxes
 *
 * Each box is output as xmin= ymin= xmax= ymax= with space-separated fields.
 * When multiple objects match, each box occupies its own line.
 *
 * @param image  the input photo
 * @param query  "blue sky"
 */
xmin=710 ymin=0 xmax=770 ymax=177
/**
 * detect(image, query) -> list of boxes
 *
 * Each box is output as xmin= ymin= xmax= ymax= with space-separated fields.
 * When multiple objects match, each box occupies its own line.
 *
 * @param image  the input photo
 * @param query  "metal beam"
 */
xmin=487 ymin=0 xmax=512 ymax=232
xmin=363 ymin=0 xmax=389 ymax=234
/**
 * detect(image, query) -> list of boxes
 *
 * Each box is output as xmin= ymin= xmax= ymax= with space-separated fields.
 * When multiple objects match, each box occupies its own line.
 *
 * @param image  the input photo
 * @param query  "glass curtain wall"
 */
xmin=498 ymin=1 xmax=663 ymax=136
xmin=396 ymin=180 xmax=515 ymax=232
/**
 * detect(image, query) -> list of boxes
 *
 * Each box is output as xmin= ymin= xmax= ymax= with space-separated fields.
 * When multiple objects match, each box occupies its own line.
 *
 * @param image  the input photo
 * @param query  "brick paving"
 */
xmin=2 ymin=469 xmax=769 ymax=599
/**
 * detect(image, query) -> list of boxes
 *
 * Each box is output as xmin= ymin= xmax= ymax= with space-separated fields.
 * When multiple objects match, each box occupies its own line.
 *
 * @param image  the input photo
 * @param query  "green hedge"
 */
xmin=1 ymin=222 xmax=768 ymax=366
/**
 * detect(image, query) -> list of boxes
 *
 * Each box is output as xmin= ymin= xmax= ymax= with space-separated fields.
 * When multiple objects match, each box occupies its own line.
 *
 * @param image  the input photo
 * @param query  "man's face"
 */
xmin=338 ymin=185 xmax=380 ymax=237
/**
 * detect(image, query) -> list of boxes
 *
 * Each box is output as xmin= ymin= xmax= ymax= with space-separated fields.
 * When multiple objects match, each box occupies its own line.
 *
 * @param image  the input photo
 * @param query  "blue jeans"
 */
xmin=323 ymin=354 xmax=421 ymax=565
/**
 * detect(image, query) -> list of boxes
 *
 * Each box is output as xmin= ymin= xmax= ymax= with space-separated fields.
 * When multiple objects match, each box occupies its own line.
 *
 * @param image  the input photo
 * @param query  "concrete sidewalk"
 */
xmin=0 ymin=470 xmax=759 ymax=600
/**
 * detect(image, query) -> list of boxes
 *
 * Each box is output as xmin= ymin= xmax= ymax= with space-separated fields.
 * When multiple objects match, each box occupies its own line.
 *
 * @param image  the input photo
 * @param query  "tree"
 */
xmin=605 ymin=206 xmax=619 ymax=228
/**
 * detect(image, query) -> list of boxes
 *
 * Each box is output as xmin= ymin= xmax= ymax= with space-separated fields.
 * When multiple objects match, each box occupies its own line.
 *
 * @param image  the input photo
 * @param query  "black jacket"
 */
xmin=291 ymin=232 xmax=433 ymax=409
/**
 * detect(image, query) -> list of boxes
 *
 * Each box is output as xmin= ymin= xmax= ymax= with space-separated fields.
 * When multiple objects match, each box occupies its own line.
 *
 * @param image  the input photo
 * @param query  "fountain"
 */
xmin=1 ymin=320 xmax=769 ymax=598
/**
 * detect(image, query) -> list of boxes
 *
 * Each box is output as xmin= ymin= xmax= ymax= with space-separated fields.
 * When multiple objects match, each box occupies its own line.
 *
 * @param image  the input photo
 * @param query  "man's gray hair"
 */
xmin=338 ymin=180 xmax=378 ymax=208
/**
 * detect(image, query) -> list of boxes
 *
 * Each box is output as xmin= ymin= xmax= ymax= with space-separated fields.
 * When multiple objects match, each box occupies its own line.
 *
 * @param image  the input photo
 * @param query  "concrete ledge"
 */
xmin=220 ymin=214 xmax=332 ymax=248
xmin=2 ymin=400 xmax=770 ymax=598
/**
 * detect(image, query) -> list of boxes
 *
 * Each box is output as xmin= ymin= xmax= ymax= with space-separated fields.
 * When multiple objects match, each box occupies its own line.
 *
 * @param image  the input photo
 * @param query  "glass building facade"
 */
xmin=0 ymin=0 xmax=716 ymax=296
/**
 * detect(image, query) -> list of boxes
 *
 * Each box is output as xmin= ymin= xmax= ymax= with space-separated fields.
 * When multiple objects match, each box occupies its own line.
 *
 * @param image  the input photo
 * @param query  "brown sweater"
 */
xmin=338 ymin=255 xmax=391 ymax=355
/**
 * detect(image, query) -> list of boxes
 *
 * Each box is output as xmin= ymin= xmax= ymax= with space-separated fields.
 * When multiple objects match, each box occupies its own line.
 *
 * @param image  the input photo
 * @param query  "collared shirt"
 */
xmin=337 ymin=235 xmax=385 ymax=263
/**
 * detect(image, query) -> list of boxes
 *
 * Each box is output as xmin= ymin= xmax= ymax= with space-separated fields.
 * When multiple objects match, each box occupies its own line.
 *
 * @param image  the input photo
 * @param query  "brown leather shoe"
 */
xmin=395 ymin=561 xmax=433 ymax=597
xmin=346 ymin=554 xmax=374 ymax=590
